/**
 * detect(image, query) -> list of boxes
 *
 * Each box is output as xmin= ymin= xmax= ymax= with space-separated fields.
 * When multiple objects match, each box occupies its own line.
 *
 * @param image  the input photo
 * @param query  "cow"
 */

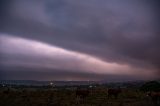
xmin=3 ymin=87 xmax=10 ymax=94
xmin=75 ymin=88 xmax=90 ymax=104
xmin=107 ymin=88 xmax=122 ymax=99
xmin=76 ymin=88 xmax=90 ymax=99
xmin=147 ymin=91 xmax=160 ymax=105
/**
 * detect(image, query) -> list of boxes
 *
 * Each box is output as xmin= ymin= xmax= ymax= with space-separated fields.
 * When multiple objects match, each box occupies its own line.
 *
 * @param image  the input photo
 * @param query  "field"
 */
xmin=0 ymin=86 xmax=158 ymax=106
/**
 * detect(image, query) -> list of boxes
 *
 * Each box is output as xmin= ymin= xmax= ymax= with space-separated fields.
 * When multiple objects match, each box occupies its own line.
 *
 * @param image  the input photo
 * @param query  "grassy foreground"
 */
xmin=0 ymin=87 xmax=157 ymax=106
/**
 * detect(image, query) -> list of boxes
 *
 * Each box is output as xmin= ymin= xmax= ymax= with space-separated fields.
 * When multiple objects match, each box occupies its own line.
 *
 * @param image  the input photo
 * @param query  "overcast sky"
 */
xmin=0 ymin=0 xmax=160 ymax=81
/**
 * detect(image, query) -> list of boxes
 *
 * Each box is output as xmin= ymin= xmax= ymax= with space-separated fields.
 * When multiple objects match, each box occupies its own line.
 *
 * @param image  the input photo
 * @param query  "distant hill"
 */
xmin=0 ymin=80 xmax=98 ymax=86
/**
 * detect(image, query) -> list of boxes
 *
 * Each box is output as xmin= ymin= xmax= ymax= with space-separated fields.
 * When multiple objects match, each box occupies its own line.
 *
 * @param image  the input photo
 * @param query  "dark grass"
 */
xmin=0 ymin=87 xmax=158 ymax=106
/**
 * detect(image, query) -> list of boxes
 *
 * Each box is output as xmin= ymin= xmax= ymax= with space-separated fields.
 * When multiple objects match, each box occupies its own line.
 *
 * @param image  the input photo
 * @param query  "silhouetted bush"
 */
xmin=140 ymin=81 xmax=160 ymax=92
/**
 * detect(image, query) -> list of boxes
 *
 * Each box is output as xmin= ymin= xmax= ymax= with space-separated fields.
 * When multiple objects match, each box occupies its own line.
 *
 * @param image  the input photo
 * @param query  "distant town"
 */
xmin=0 ymin=80 xmax=152 ymax=88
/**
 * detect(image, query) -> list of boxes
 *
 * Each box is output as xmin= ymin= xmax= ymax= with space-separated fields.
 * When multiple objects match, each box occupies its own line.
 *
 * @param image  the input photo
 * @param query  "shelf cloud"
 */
xmin=0 ymin=0 xmax=159 ymax=81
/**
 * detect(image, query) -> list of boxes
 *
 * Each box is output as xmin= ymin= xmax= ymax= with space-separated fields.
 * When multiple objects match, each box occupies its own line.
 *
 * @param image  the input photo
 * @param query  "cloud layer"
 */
xmin=0 ymin=0 xmax=160 ymax=81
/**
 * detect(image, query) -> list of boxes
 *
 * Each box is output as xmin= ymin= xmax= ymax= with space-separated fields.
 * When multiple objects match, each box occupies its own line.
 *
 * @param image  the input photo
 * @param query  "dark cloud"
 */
xmin=0 ymin=0 xmax=160 ymax=80
xmin=0 ymin=65 xmax=153 ymax=81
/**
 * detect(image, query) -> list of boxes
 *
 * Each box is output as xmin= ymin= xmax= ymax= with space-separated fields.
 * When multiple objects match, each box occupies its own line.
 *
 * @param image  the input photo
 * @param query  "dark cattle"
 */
xmin=108 ymin=88 xmax=121 ymax=99
xmin=76 ymin=88 xmax=90 ymax=99
xmin=3 ymin=88 xmax=10 ymax=94
xmin=147 ymin=91 xmax=160 ymax=105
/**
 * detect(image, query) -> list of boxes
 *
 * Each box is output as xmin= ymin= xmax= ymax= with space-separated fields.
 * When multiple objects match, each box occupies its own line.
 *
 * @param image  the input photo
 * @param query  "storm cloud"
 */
xmin=0 ymin=0 xmax=160 ymax=81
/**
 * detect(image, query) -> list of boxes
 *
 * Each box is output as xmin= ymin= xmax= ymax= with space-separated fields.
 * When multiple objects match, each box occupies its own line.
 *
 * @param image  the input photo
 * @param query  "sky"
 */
xmin=0 ymin=0 xmax=160 ymax=81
